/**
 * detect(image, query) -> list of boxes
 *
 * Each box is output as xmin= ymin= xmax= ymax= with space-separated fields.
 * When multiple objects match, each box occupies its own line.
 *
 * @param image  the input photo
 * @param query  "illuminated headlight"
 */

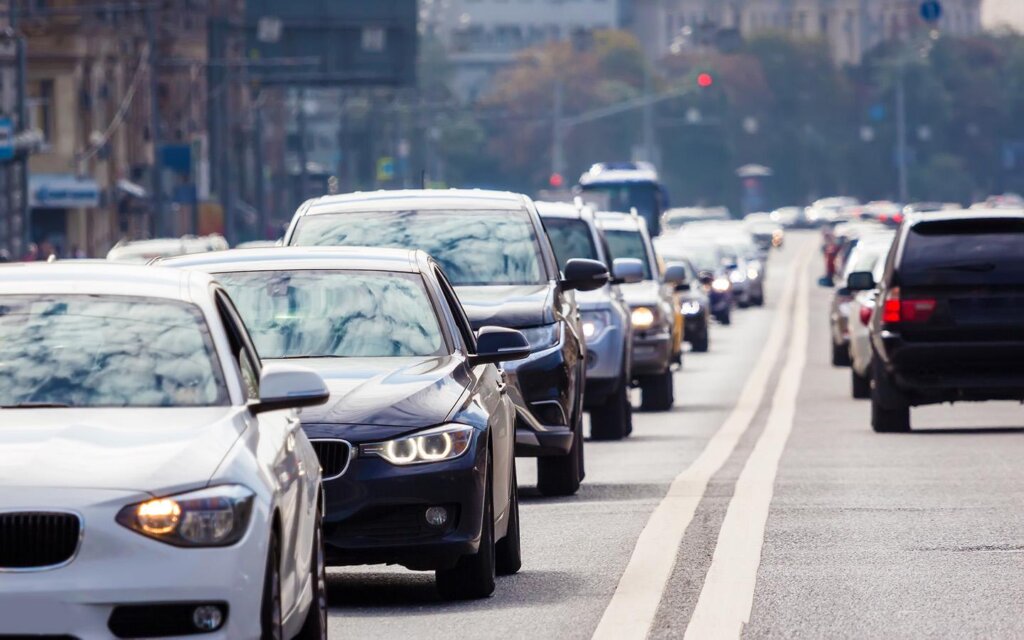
xmin=680 ymin=300 xmax=702 ymax=315
xmin=711 ymin=277 xmax=731 ymax=292
xmin=631 ymin=306 xmax=656 ymax=330
xmin=581 ymin=311 xmax=612 ymax=341
xmin=519 ymin=323 xmax=560 ymax=351
xmin=116 ymin=485 xmax=254 ymax=547
xmin=729 ymin=270 xmax=746 ymax=284
xmin=360 ymin=424 xmax=474 ymax=466
xmin=746 ymin=267 xmax=759 ymax=280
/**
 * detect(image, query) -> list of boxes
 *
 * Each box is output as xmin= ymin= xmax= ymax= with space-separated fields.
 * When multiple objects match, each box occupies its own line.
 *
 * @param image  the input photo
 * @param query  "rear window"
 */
xmin=900 ymin=218 xmax=1024 ymax=285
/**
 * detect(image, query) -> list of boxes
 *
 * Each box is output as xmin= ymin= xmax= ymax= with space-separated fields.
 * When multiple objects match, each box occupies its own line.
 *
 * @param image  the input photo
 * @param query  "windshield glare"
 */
xmin=0 ymin=296 xmax=227 ymax=408
xmin=291 ymin=210 xmax=546 ymax=286
xmin=605 ymin=229 xmax=653 ymax=280
xmin=543 ymin=218 xmax=600 ymax=270
xmin=217 ymin=270 xmax=446 ymax=358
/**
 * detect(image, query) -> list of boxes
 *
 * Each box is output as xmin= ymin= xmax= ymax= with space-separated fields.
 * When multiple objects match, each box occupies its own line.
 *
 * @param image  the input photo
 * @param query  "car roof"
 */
xmin=579 ymin=162 xmax=659 ymax=185
xmin=0 ymin=261 xmax=207 ymax=299
xmin=595 ymin=211 xmax=646 ymax=232
xmin=160 ymin=246 xmax=424 ymax=273
xmin=908 ymin=209 xmax=1024 ymax=225
xmin=298 ymin=189 xmax=528 ymax=215
xmin=536 ymin=201 xmax=586 ymax=219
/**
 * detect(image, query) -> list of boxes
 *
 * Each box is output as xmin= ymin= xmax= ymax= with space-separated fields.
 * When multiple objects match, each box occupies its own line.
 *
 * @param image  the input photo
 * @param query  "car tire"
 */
xmin=640 ymin=369 xmax=674 ymax=412
xmin=851 ymin=368 xmax=871 ymax=399
xmin=536 ymin=426 xmax=583 ymax=497
xmin=495 ymin=465 xmax=522 ymax=576
xmin=590 ymin=376 xmax=631 ymax=441
xmin=718 ymin=309 xmax=731 ymax=326
xmin=690 ymin=326 xmax=709 ymax=353
xmin=295 ymin=509 xmax=328 ymax=640
xmin=260 ymin=530 xmax=284 ymax=640
xmin=871 ymin=359 xmax=910 ymax=433
xmin=754 ymin=293 xmax=765 ymax=307
xmin=436 ymin=453 xmax=496 ymax=600
xmin=831 ymin=339 xmax=851 ymax=367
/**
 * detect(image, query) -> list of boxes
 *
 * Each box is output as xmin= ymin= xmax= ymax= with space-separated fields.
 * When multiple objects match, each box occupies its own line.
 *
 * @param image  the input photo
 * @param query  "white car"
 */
xmin=0 ymin=262 xmax=330 ymax=639
xmin=843 ymin=234 xmax=895 ymax=399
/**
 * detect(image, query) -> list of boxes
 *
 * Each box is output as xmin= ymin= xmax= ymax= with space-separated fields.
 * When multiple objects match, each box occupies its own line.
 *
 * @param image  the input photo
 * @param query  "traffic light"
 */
xmin=549 ymin=173 xmax=564 ymax=188
xmin=697 ymin=73 xmax=714 ymax=89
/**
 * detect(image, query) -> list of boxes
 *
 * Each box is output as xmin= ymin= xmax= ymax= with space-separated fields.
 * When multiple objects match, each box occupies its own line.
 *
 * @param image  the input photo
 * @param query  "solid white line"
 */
xmin=683 ymin=252 xmax=812 ymax=640
xmin=591 ymin=245 xmax=813 ymax=640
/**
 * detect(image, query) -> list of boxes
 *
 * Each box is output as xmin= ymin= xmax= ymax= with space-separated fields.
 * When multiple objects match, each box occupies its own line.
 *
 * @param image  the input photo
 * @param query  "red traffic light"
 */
xmin=697 ymin=73 xmax=714 ymax=88
xmin=549 ymin=173 xmax=564 ymax=188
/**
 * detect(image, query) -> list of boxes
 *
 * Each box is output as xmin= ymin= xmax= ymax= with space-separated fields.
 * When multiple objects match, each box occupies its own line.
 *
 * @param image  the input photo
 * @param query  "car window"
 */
xmin=543 ymin=218 xmax=600 ymax=270
xmin=291 ymin=209 xmax=546 ymax=286
xmin=216 ymin=270 xmax=447 ymax=358
xmin=434 ymin=267 xmax=477 ymax=353
xmin=0 ymin=295 xmax=228 ymax=408
xmin=901 ymin=218 xmax=1024 ymax=285
xmin=215 ymin=290 xmax=261 ymax=401
xmin=604 ymin=229 xmax=653 ymax=280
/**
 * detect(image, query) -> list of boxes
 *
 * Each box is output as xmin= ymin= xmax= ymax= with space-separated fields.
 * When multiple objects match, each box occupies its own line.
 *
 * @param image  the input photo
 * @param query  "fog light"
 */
xmin=192 ymin=605 xmax=223 ymax=631
xmin=425 ymin=506 xmax=448 ymax=527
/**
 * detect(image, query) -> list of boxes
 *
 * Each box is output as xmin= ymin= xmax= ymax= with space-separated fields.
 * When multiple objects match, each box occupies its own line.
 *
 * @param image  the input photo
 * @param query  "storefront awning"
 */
xmin=29 ymin=174 xmax=101 ymax=209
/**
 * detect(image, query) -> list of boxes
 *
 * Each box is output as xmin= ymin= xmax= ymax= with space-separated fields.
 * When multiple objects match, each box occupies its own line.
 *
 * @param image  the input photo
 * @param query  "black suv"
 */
xmin=848 ymin=212 xmax=1024 ymax=432
xmin=284 ymin=189 xmax=608 ymax=495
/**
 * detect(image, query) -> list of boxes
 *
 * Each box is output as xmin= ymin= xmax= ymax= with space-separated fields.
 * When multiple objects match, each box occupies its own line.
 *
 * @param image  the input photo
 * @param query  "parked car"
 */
xmin=0 ymin=262 xmax=330 ymax=638
xmin=847 ymin=236 xmax=895 ymax=399
xmin=828 ymin=231 xmax=896 ymax=368
xmin=165 ymin=247 xmax=530 ymax=600
xmin=284 ymin=189 xmax=608 ymax=496
xmin=538 ymin=201 xmax=643 ymax=440
xmin=106 ymin=234 xmax=229 ymax=263
xmin=853 ymin=211 xmax=1024 ymax=432
xmin=597 ymin=211 xmax=687 ymax=411
xmin=655 ymin=236 xmax=732 ymax=325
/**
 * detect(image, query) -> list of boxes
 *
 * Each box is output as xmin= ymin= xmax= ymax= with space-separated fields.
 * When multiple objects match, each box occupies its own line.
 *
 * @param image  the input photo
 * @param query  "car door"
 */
xmin=214 ymin=289 xmax=314 ymax=620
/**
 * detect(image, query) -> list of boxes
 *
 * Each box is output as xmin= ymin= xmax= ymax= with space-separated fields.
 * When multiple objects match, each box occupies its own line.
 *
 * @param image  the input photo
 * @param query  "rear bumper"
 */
xmin=880 ymin=336 xmax=1024 ymax=403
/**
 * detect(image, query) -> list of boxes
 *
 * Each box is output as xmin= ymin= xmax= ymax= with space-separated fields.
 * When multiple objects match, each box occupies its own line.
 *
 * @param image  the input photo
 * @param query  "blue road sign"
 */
xmin=920 ymin=0 xmax=942 ymax=23
xmin=0 ymin=118 xmax=14 ymax=162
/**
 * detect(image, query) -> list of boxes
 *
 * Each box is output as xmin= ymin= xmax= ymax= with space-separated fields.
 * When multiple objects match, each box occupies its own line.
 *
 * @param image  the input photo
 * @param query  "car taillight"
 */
xmin=892 ymin=213 xmax=904 ymax=225
xmin=881 ymin=287 xmax=936 ymax=324
xmin=859 ymin=305 xmax=873 ymax=326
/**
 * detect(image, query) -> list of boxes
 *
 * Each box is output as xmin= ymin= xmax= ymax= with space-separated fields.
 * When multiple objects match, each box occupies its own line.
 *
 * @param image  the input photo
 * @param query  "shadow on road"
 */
xmin=910 ymin=426 xmax=1024 ymax=435
xmin=519 ymin=481 xmax=666 ymax=504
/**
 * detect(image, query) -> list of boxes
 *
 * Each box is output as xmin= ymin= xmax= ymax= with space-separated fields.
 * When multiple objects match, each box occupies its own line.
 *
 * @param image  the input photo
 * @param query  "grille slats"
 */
xmin=309 ymin=439 xmax=352 ymax=480
xmin=0 ymin=511 xmax=80 ymax=570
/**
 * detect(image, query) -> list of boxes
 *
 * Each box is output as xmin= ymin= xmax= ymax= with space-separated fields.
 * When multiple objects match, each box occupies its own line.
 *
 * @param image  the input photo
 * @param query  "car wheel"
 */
xmin=690 ymin=325 xmax=709 ymax=353
xmin=295 ymin=509 xmax=328 ymax=640
xmin=640 ymin=369 xmax=674 ymax=412
xmin=590 ymin=376 xmax=630 ymax=441
xmin=718 ymin=309 xmax=731 ymax=326
xmin=537 ymin=425 xmax=583 ymax=496
xmin=261 ymin=530 xmax=284 ymax=640
xmin=831 ymin=339 xmax=851 ymax=367
xmin=871 ymin=359 xmax=910 ymax=432
xmin=436 ymin=452 xmax=496 ymax=599
xmin=851 ymin=368 xmax=871 ymax=399
xmin=495 ymin=464 xmax=522 ymax=576
xmin=755 ymin=293 xmax=765 ymax=307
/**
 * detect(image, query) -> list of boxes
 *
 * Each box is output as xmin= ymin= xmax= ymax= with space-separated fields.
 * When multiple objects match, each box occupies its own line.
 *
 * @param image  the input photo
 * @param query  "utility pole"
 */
xmin=551 ymin=80 xmax=565 ymax=178
xmin=145 ymin=5 xmax=164 ymax=238
xmin=641 ymin=60 xmax=655 ymax=164
xmin=14 ymin=3 xmax=27 ymax=257
xmin=253 ymin=89 xmax=266 ymax=239
xmin=296 ymin=87 xmax=308 ymax=203
xmin=895 ymin=70 xmax=909 ymax=203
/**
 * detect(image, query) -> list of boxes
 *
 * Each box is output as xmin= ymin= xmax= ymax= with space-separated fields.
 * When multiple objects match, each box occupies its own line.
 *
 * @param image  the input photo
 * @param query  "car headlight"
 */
xmin=581 ymin=310 xmax=612 ymax=341
xmin=712 ymin=277 xmax=731 ymax=292
xmin=631 ymin=306 xmax=657 ymax=330
xmin=746 ymin=267 xmax=759 ymax=280
xmin=729 ymin=270 xmax=746 ymax=284
xmin=360 ymin=424 xmax=474 ymax=466
xmin=680 ymin=300 xmax=702 ymax=315
xmin=519 ymin=323 xmax=560 ymax=351
xmin=116 ymin=485 xmax=254 ymax=547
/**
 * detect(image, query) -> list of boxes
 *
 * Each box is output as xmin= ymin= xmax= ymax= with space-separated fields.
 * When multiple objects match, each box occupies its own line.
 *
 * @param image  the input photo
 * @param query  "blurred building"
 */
xmin=633 ymin=0 xmax=982 ymax=65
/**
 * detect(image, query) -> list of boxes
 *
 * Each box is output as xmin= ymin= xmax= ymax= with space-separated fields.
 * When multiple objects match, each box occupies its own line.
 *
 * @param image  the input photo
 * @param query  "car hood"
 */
xmin=283 ymin=356 xmax=467 ymax=430
xmin=455 ymin=284 xmax=554 ymax=329
xmin=0 ymin=407 xmax=245 ymax=492
xmin=618 ymin=280 xmax=663 ymax=306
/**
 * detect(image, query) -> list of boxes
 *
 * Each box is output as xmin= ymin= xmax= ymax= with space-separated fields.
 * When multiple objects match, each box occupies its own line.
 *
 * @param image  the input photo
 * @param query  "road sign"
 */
xmin=920 ymin=1 xmax=942 ymax=23
xmin=0 ymin=118 xmax=14 ymax=162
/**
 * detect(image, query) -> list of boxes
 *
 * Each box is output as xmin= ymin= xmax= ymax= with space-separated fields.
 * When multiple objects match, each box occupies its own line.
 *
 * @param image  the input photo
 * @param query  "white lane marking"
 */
xmin=683 ymin=250 xmax=812 ymax=640
xmin=591 ymin=245 xmax=814 ymax=640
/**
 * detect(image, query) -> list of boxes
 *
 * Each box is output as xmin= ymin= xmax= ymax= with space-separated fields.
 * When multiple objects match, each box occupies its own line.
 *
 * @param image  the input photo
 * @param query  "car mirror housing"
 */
xmin=611 ymin=258 xmax=644 ymax=285
xmin=252 ymin=363 xmax=330 ymax=414
xmin=846 ymin=271 xmax=876 ymax=292
xmin=562 ymin=258 xmax=609 ymax=292
xmin=698 ymin=271 xmax=715 ymax=286
xmin=663 ymin=263 xmax=688 ymax=288
xmin=470 ymin=326 xmax=531 ymax=366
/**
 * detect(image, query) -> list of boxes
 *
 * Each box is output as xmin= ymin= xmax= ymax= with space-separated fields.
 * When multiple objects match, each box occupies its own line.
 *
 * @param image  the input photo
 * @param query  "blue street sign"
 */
xmin=920 ymin=0 xmax=942 ymax=23
xmin=0 ymin=118 xmax=14 ymax=162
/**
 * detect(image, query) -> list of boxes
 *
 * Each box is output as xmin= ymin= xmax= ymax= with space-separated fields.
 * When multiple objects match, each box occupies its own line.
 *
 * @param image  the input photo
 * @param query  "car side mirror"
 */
xmin=470 ymin=326 xmax=531 ymax=366
xmin=562 ymin=258 xmax=609 ymax=292
xmin=663 ymin=262 xmax=688 ymax=288
xmin=847 ymin=271 xmax=876 ymax=291
xmin=611 ymin=257 xmax=644 ymax=285
xmin=252 ymin=363 xmax=330 ymax=414
xmin=698 ymin=271 xmax=715 ymax=286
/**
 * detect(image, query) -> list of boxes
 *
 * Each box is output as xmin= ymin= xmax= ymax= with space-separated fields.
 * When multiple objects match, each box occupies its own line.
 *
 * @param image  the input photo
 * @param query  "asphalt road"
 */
xmin=326 ymin=233 xmax=1024 ymax=639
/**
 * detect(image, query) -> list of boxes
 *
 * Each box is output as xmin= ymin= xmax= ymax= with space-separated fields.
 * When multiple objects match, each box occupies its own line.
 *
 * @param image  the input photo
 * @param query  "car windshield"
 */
xmin=543 ymin=218 xmax=600 ymax=270
xmin=0 ymin=295 xmax=227 ymax=408
xmin=290 ymin=209 xmax=546 ymax=286
xmin=216 ymin=270 xmax=446 ymax=358
xmin=604 ymin=229 xmax=652 ymax=280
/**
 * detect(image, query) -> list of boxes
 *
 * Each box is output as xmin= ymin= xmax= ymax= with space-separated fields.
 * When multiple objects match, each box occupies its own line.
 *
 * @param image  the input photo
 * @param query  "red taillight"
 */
xmin=878 ymin=213 xmax=890 ymax=223
xmin=892 ymin=213 xmax=904 ymax=225
xmin=881 ymin=287 xmax=936 ymax=324
xmin=859 ymin=305 xmax=873 ymax=326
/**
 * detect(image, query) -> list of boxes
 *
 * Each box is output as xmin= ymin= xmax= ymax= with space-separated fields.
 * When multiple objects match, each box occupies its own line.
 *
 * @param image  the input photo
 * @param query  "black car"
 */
xmin=674 ymin=258 xmax=712 ymax=352
xmin=164 ymin=247 xmax=532 ymax=600
xmin=850 ymin=211 xmax=1024 ymax=432
xmin=284 ymin=190 xmax=608 ymax=496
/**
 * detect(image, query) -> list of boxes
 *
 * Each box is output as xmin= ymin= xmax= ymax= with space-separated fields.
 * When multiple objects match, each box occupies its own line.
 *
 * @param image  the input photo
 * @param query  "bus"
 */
xmin=576 ymin=162 xmax=670 ymax=236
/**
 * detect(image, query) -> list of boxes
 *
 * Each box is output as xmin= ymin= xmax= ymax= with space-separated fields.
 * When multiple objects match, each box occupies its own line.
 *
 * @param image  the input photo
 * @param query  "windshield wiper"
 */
xmin=927 ymin=262 xmax=997 ymax=273
xmin=0 ymin=402 xmax=71 ymax=409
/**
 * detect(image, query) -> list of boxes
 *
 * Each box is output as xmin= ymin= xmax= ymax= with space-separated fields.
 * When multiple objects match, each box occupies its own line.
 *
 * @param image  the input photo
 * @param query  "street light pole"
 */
xmin=895 ymin=69 xmax=909 ymax=203
xmin=146 ymin=5 xmax=164 ymax=238
xmin=552 ymin=79 xmax=565 ymax=179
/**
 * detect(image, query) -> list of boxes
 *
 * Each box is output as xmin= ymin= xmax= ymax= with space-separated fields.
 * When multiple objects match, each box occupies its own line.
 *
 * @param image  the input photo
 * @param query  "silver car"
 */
xmin=845 ymin=234 xmax=896 ymax=398
xmin=538 ymin=201 xmax=644 ymax=441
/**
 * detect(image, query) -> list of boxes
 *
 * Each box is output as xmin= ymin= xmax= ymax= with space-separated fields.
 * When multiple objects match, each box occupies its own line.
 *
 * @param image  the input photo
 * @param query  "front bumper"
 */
xmin=0 ymin=487 xmax=267 ymax=639
xmin=503 ymin=335 xmax=579 ymax=458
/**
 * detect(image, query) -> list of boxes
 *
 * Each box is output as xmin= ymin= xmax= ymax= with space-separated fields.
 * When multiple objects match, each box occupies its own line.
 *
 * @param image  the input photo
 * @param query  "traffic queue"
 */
xmin=0 ymin=173 xmax=779 ymax=638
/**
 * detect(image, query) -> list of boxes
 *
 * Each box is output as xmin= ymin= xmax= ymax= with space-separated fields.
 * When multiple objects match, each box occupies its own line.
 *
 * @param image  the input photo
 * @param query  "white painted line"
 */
xmin=591 ymin=245 xmax=814 ymax=640
xmin=683 ymin=252 xmax=811 ymax=640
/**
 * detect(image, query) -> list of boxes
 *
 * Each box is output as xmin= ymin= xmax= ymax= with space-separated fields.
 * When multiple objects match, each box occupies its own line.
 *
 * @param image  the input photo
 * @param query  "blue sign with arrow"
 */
xmin=920 ymin=0 xmax=942 ymax=23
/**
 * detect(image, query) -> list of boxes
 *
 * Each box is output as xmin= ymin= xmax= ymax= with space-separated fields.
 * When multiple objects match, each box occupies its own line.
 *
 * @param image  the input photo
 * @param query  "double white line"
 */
xmin=592 ymin=244 xmax=814 ymax=640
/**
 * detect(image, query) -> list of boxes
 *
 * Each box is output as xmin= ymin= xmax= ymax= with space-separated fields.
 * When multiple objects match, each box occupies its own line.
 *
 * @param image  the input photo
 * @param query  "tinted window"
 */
xmin=901 ymin=219 xmax=1024 ymax=285
xmin=291 ymin=210 xmax=546 ymax=286
xmin=605 ymin=229 xmax=653 ymax=279
xmin=581 ymin=183 xmax=659 ymax=230
xmin=0 ymin=296 xmax=228 ymax=408
xmin=216 ymin=270 xmax=446 ymax=358
xmin=543 ymin=218 xmax=600 ymax=269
